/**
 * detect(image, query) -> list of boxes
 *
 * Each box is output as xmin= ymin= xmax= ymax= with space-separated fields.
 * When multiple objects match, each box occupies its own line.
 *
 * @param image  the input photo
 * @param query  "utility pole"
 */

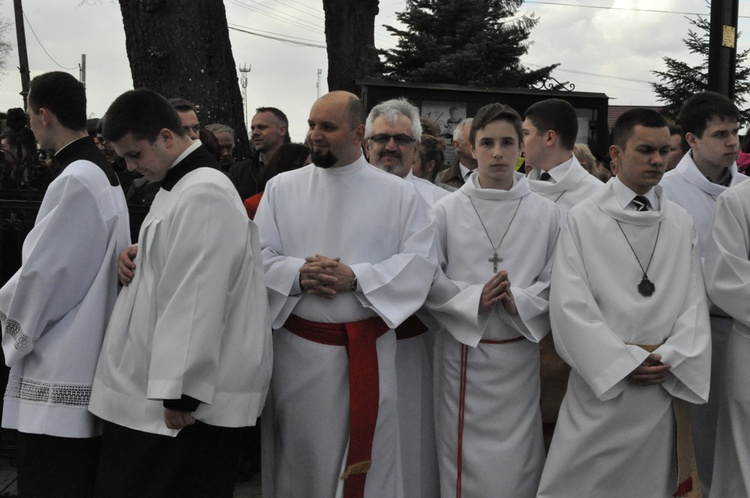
xmin=239 ymin=63 xmax=251 ymax=128
xmin=13 ymin=0 xmax=30 ymax=107
xmin=708 ymin=0 xmax=739 ymax=99
xmin=79 ymin=54 xmax=86 ymax=88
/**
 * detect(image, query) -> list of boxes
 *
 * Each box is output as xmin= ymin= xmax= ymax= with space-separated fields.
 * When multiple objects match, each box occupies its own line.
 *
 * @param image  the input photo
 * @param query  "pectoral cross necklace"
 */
xmin=615 ymin=220 xmax=662 ymax=297
xmin=467 ymin=194 xmax=523 ymax=273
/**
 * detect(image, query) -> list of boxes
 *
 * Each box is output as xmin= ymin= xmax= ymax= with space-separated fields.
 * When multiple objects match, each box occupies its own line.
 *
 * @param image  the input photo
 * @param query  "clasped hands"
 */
xmin=299 ymin=254 xmax=355 ymax=299
xmin=479 ymin=270 xmax=517 ymax=315
xmin=629 ymin=353 xmax=671 ymax=386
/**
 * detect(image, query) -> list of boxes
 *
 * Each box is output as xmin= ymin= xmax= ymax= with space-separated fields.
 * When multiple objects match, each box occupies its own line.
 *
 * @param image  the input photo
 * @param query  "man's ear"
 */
xmin=39 ymin=107 xmax=52 ymax=127
xmin=363 ymin=137 xmax=371 ymax=160
xmin=685 ymin=132 xmax=698 ymax=148
xmin=545 ymin=129 xmax=557 ymax=147
xmin=159 ymin=128 xmax=175 ymax=147
xmin=609 ymin=144 xmax=622 ymax=164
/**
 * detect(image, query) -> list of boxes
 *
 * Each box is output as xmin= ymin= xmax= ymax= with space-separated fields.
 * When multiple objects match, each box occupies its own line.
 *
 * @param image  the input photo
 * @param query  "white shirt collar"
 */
xmin=613 ymin=176 xmax=659 ymax=211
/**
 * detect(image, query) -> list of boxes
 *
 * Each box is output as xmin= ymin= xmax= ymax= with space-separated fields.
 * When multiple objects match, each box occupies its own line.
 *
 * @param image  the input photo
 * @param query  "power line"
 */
xmin=525 ymin=1 xmax=750 ymax=19
xmin=23 ymin=12 xmax=78 ymax=71
xmin=228 ymin=24 xmax=326 ymax=48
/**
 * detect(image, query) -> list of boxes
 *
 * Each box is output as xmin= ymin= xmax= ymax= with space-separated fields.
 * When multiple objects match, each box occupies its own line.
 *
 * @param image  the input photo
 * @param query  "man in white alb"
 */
xmin=0 ymin=71 xmax=130 ymax=497
xmin=703 ymin=170 xmax=750 ymax=498
xmin=538 ymin=108 xmax=711 ymax=498
xmin=660 ymin=91 xmax=746 ymax=495
xmin=89 ymin=89 xmax=272 ymax=498
xmin=522 ymin=98 xmax=603 ymax=448
xmin=364 ymin=97 xmax=444 ymax=498
xmin=255 ymin=91 xmax=437 ymax=498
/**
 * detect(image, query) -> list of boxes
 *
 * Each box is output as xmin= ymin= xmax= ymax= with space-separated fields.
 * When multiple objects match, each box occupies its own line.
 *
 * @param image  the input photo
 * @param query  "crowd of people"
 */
xmin=0 ymin=69 xmax=748 ymax=498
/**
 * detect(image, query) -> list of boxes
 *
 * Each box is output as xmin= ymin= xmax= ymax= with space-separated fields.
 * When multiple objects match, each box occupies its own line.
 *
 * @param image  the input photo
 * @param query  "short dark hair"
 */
xmin=679 ymin=91 xmax=740 ymax=138
xmin=470 ymin=103 xmax=523 ymax=145
xmin=103 ymin=89 xmax=186 ymax=143
xmin=28 ymin=72 xmax=87 ymax=131
xmin=524 ymin=98 xmax=578 ymax=151
xmin=169 ymin=98 xmax=199 ymax=117
xmin=611 ymin=108 xmax=668 ymax=148
xmin=255 ymin=106 xmax=291 ymax=143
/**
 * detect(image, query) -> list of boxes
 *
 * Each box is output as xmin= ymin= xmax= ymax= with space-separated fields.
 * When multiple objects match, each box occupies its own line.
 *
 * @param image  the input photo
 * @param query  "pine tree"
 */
xmin=381 ymin=0 xmax=561 ymax=89
xmin=652 ymin=15 xmax=750 ymax=122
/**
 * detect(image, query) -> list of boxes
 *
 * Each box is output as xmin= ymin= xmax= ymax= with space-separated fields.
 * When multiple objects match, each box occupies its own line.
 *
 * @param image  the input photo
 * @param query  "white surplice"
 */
xmin=394 ymin=170 xmax=447 ymax=498
xmin=426 ymin=172 xmax=560 ymax=498
xmin=538 ymin=180 xmax=711 ymax=498
xmin=255 ymin=156 xmax=437 ymax=498
xmin=660 ymin=151 xmax=748 ymax=494
xmin=0 ymin=159 xmax=130 ymax=437
xmin=89 ymin=166 xmax=272 ymax=436
xmin=527 ymin=156 xmax=603 ymax=217
xmin=703 ymin=179 xmax=750 ymax=497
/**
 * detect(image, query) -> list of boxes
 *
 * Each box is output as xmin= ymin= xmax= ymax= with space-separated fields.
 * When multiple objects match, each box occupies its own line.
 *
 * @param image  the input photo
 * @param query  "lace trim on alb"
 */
xmin=5 ymin=378 xmax=92 ymax=407
xmin=0 ymin=310 xmax=32 ymax=352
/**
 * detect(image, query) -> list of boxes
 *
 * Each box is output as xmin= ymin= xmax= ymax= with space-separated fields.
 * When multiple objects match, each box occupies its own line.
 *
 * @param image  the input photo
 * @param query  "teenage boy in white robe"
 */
xmin=538 ymin=108 xmax=711 ymax=498
xmin=522 ymin=98 xmax=604 ymax=449
xmin=88 ymin=89 xmax=272 ymax=498
xmin=0 ymin=71 xmax=130 ymax=497
xmin=426 ymin=103 xmax=560 ymax=497
xmin=660 ymin=91 xmax=746 ymax=495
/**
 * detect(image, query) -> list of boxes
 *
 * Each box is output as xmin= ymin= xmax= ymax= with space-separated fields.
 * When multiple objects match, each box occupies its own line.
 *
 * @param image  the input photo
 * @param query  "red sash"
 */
xmin=283 ymin=314 xmax=389 ymax=498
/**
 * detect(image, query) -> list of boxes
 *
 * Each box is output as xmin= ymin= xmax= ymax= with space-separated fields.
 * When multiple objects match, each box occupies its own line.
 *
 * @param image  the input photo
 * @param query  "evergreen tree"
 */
xmin=381 ymin=0 xmax=561 ymax=89
xmin=652 ymin=15 xmax=750 ymax=122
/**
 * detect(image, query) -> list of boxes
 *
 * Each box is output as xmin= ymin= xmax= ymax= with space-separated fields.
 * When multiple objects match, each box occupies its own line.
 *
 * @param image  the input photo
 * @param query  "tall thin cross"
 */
xmin=489 ymin=252 xmax=502 ymax=273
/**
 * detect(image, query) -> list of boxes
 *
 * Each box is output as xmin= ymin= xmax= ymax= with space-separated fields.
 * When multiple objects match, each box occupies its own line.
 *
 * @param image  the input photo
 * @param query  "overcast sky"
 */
xmin=0 ymin=0 xmax=747 ymax=141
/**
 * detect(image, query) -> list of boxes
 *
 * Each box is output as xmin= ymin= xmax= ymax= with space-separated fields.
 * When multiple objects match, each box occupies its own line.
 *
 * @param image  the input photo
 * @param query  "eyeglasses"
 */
xmin=368 ymin=134 xmax=416 ymax=146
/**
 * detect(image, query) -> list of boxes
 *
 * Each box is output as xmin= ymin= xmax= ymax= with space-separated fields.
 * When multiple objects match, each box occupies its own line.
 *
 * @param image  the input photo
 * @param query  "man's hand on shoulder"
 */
xmin=118 ymin=245 xmax=138 ymax=286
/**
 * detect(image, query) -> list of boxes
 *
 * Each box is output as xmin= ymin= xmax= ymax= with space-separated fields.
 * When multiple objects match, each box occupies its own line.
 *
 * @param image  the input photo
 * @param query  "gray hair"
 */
xmin=205 ymin=122 xmax=235 ymax=140
xmin=365 ymin=98 xmax=422 ymax=140
xmin=453 ymin=118 xmax=473 ymax=143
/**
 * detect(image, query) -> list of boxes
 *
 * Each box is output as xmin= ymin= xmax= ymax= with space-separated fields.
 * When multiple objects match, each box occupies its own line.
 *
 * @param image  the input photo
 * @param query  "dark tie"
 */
xmin=538 ymin=172 xmax=551 ymax=181
xmin=632 ymin=195 xmax=649 ymax=211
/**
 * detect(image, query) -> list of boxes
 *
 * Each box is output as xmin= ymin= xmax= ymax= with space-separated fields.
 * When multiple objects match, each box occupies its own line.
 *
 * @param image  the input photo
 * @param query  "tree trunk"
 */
xmin=118 ymin=0 xmax=250 ymax=160
xmin=323 ymin=0 xmax=380 ymax=94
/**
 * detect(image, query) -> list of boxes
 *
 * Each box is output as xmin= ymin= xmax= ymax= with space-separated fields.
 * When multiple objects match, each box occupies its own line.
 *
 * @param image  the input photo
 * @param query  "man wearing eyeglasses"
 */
xmin=363 ymin=98 xmax=445 ymax=498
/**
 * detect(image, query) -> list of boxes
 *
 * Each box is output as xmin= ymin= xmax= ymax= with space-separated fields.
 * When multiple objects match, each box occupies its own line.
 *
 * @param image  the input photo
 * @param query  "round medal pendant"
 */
xmin=638 ymin=276 xmax=655 ymax=297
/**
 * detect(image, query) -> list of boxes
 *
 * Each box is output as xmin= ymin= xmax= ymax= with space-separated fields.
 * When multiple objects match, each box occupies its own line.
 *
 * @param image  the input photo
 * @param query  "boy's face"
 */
xmin=687 ymin=116 xmax=739 ymax=171
xmin=472 ymin=119 xmax=521 ymax=190
xmin=610 ymin=125 xmax=670 ymax=195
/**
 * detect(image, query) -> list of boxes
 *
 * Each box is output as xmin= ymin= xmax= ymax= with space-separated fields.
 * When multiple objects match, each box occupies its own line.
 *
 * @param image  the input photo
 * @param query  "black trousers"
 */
xmin=95 ymin=420 xmax=242 ymax=498
xmin=16 ymin=432 xmax=100 ymax=498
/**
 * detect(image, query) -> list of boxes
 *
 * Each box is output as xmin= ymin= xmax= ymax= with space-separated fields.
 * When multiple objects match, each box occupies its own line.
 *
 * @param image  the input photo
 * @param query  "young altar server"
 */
xmin=426 ymin=102 xmax=560 ymax=497
xmin=88 ymin=89 xmax=272 ymax=498
xmin=538 ymin=108 xmax=711 ymax=498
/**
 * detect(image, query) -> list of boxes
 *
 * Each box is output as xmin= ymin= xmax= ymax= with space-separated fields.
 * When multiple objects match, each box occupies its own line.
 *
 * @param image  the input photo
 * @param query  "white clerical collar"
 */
xmin=169 ymin=140 xmax=202 ymax=170
xmin=533 ymin=156 xmax=574 ymax=183
xmin=613 ymin=176 xmax=659 ymax=211
xmin=459 ymin=162 xmax=475 ymax=181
